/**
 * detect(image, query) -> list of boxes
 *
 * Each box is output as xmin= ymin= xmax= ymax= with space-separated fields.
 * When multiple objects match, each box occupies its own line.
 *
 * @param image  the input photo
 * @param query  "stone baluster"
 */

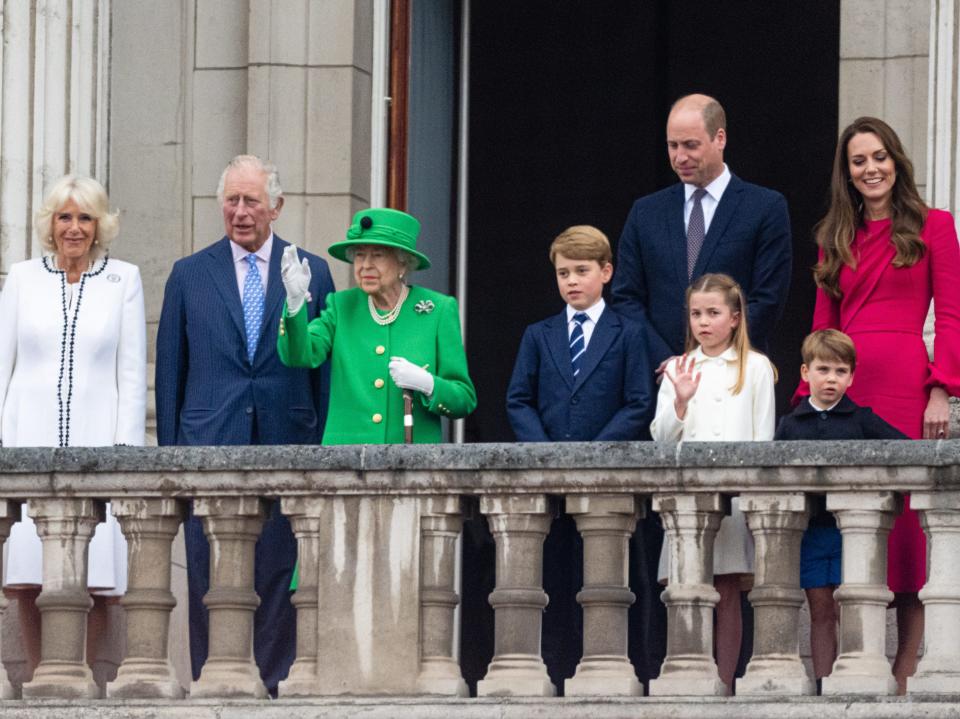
xmin=22 ymin=498 xmax=104 ymax=699
xmin=477 ymin=494 xmax=555 ymax=697
xmin=821 ymin=491 xmax=899 ymax=696
xmin=564 ymin=494 xmax=641 ymax=696
xmin=738 ymin=492 xmax=814 ymax=695
xmin=278 ymin=496 xmax=323 ymax=697
xmin=106 ymin=498 xmax=185 ymax=698
xmin=415 ymin=496 xmax=467 ymax=696
xmin=649 ymin=493 xmax=727 ymax=696
xmin=0 ymin=500 xmax=21 ymax=699
xmin=190 ymin=497 xmax=268 ymax=699
xmin=909 ymin=491 xmax=960 ymax=694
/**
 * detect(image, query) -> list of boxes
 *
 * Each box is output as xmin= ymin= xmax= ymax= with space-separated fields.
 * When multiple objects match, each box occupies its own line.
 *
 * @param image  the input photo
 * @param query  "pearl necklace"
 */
xmin=368 ymin=284 xmax=409 ymax=326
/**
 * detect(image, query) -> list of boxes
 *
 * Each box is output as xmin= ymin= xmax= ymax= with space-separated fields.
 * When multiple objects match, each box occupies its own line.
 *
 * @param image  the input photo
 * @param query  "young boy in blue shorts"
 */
xmin=775 ymin=329 xmax=906 ymax=688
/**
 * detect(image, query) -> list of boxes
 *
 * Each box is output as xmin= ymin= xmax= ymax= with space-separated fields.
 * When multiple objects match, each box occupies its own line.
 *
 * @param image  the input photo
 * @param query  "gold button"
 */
xmin=372 ymin=413 xmax=383 ymax=423
xmin=375 ymin=345 xmax=385 ymax=355
xmin=374 ymin=378 xmax=385 ymax=388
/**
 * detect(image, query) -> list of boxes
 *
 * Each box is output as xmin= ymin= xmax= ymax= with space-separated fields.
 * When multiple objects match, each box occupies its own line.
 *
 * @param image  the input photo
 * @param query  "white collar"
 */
xmin=691 ymin=344 xmax=738 ymax=364
xmin=566 ymin=297 xmax=605 ymax=325
xmin=684 ymin=163 xmax=731 ymax=203
xmin=230 ymin=232 xmax=274 ymax=263
xmin=808 ymin=396 xmax=842 ymax=412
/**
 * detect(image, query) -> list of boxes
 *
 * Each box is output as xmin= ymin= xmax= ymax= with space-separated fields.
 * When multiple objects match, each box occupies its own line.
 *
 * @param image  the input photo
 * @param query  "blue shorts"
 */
xmin=800 ymin=525 xmax=842 ymax=589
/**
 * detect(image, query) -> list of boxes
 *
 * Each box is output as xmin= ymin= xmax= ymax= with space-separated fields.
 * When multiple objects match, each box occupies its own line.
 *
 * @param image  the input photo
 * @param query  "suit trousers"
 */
xmin=184 ymin=418 xmax=297 ymax=694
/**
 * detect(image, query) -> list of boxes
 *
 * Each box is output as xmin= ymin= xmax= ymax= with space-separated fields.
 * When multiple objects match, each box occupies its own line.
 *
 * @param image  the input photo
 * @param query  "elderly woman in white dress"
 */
xmin=0 ymin=175 xmax=145 ymax=676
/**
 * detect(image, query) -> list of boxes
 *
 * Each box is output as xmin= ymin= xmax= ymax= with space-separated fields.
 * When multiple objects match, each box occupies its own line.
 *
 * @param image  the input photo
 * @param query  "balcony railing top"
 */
xmin=0 ymin=440 xmax=956 ymax=497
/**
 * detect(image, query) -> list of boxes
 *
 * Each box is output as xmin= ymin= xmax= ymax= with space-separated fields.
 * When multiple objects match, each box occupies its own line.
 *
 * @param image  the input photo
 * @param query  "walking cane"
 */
xmin=403 ymin=390 xmax=414 ymax=444
xmin=402 ymin=363 xmax=428 ymax=444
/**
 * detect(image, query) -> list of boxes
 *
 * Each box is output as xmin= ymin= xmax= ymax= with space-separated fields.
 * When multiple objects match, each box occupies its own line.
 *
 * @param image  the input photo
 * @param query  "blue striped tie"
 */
xmin=570 ymin=312 xmax=588 ymax=377
xmin=242 ymin=254 xmax=265 ymax=362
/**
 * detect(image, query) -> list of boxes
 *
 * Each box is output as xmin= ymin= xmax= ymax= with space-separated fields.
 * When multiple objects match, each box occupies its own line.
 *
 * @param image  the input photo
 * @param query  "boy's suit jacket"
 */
xmin=774 ymin=395 xmax=908 ymax=440
xmin=506 ymin=306 xmax=652 ymax=441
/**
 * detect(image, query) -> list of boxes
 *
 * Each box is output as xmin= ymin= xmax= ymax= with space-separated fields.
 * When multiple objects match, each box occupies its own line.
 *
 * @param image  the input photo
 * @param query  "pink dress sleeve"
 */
xmin=924 ymin=210 xmax=960 ymax=396
xmin=792 ymin=250 xmax=842 ymax=405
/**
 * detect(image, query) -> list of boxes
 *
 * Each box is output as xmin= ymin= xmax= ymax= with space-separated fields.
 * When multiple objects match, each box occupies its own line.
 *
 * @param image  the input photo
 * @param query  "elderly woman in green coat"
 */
xmin=278 ymin=208 xmax=476 ymax=444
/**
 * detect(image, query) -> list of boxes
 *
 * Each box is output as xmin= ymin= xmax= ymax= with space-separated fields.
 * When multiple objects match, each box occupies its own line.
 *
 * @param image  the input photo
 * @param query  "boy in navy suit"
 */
xmin=776 ymin=329 xmax=906 ymax=690
xmin=505 ymin=225 xmax=653 ymax=691
xmin=507 ymin=225 xmax=652 ymax=441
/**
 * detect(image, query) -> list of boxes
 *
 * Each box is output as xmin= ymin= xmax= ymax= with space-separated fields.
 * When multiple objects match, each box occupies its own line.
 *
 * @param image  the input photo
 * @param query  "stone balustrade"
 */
xmin=0 ymin=440 xmax=959 ymax=713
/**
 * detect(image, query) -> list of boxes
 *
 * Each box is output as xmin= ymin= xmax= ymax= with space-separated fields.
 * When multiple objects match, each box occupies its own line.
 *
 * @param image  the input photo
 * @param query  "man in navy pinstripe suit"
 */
xmin=156 ymin=155 xmax=335 ymax=694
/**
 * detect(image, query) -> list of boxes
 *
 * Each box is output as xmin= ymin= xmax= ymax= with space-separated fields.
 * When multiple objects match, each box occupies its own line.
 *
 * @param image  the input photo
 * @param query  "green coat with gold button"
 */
xmin=277 ymin=285 xmax=476 ymax=445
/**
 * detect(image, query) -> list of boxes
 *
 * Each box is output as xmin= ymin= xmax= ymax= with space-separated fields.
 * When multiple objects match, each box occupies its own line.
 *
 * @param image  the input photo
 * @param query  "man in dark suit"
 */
xmin=155 ymin=154 xmax=335 ymax=693
xmin=610 ymin=94 xmax=792 ymax=689
xmin=611 ymin=93 xmax=792 ymax=368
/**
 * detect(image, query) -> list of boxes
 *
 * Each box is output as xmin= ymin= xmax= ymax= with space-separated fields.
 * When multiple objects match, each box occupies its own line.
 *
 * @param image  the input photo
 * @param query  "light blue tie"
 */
xmin=570 ymin=312 xmax=588 ymax=377
xmin=242 ymin=254 xmax=265 ymax=362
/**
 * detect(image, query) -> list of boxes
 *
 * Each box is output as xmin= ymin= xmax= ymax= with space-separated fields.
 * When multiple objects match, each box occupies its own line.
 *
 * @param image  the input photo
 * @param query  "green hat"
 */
xmin=328 ymin=208 xmax=431 ymax=270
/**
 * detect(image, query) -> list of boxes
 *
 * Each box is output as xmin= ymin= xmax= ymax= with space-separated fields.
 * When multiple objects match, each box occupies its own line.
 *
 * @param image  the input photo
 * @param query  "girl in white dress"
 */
xmin=651 ymin=273 xmax=776 ymax=692
xmin=0 ymin=175 xmax=145 ymax=676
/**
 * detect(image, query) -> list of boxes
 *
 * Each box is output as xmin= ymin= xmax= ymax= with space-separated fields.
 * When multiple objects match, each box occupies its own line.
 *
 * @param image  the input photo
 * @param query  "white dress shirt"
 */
xmin=566 ymin=298 xmax=605 ymax=350
xmin=230 ymin=232 xmax=274 ymax=296
xmin=683 ymin=163 xmax=732 ymax=235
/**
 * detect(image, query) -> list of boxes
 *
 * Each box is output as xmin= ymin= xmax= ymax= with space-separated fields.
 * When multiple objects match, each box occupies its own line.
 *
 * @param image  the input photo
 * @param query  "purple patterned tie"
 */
xmin=687 ymin=188 xmax=707 ymax=279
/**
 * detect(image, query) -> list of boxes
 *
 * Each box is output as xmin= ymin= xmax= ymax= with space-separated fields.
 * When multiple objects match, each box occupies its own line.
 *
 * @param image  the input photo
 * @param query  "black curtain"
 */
xmin=460 ymin=0 xmax=840 ymax=695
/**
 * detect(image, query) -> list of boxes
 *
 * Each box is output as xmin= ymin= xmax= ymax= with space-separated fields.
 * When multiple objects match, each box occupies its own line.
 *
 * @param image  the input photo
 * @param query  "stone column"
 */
xmin=415 ymin=496 xmax=467 ymax=696
xmin=564 ymin=494 xmax=641 ymax=697
xmin=1 ymin=1 xmax=109 ymax=275
xmin=106 ymin=498 xmax=185 ymax=699
xmin=0 ymin=500 xmax=21 ymax=699
xmin=477 ymin=494 xmax=555 ymax=697
xmin=821 ymin=491 xmax=899 ymax=696
xmin=278 ymin=496 xmax=322 ymax=697
xmin=22 ymin=498 xmax=104 ymax=699
xmin=926 ymin=0 xmax=960 ymax=434
xmin=648 ymin=493 xmax=727 ymax=697
xmin=738 ymin=492 xmax=814 ymax=696
xmin=189 ymin=496 xmax=268 ymax=699
xmin=909 ymin=491 xmax=960 ymax=694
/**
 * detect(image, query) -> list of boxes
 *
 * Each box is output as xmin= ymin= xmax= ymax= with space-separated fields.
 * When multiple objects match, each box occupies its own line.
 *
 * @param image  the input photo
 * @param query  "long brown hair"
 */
xmin=685 ymin=273 xmax=768 ymax=395
xmin=813 ymin=117 xmax=927 ymax=298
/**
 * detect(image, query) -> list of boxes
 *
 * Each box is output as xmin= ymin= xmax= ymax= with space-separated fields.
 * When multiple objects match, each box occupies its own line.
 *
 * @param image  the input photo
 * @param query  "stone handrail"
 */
xmin=0 ymin=441 xmax=958 ymax=701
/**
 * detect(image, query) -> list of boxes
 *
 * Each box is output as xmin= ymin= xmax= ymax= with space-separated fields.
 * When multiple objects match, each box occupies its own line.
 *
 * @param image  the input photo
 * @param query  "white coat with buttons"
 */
xmin=651 ymin=345 xmax=776 ymax=579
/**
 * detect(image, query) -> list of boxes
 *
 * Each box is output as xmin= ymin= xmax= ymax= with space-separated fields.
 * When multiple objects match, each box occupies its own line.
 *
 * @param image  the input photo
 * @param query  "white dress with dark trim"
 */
xmin=0 ymin=255 xmax=146 ymax=593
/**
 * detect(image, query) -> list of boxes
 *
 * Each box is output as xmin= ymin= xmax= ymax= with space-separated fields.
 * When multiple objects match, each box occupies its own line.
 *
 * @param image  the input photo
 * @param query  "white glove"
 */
xmin=280 ymin=244 xmax=312 ymax=315
xmin=389 ymin=356 xmax=434 ymax=397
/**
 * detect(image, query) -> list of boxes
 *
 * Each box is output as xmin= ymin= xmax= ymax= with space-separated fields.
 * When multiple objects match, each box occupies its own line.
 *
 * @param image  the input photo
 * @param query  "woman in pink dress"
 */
xmin=803 ymin=116 xmax=960 ymax=692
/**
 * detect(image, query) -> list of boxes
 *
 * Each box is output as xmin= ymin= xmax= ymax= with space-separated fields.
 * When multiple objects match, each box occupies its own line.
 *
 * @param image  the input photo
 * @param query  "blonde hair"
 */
xmin=685 ymin=273 xmax=776 ymax=395
xmin=35 ymin=175 xmax=119 ymax=260
xmin=801 ymin=329 xmax=857 ymax=371
xmin=549 ymin=225 xmax=612 ymax=265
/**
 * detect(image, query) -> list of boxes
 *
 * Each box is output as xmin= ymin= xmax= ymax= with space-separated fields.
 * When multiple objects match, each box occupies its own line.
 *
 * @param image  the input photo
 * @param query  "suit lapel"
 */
xmin=263 ymin=235 xmax=287 ymax=327
xmin=203 ymin=237 xmax=246 ymax=341
xmin=667 ymin=184 xmax=689 ymax=285
xmin=692 ymin=174 xmax=744 ymax=280
xmin=572 ymin=309 xmax=619 ymax=393
xmin=545 ymin=311 xmax=575 ymax=390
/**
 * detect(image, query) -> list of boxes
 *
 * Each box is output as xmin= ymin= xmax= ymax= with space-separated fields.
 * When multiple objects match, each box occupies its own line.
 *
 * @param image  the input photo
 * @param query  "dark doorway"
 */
xmin=464 ymin=1 xmax=840 ymax=441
